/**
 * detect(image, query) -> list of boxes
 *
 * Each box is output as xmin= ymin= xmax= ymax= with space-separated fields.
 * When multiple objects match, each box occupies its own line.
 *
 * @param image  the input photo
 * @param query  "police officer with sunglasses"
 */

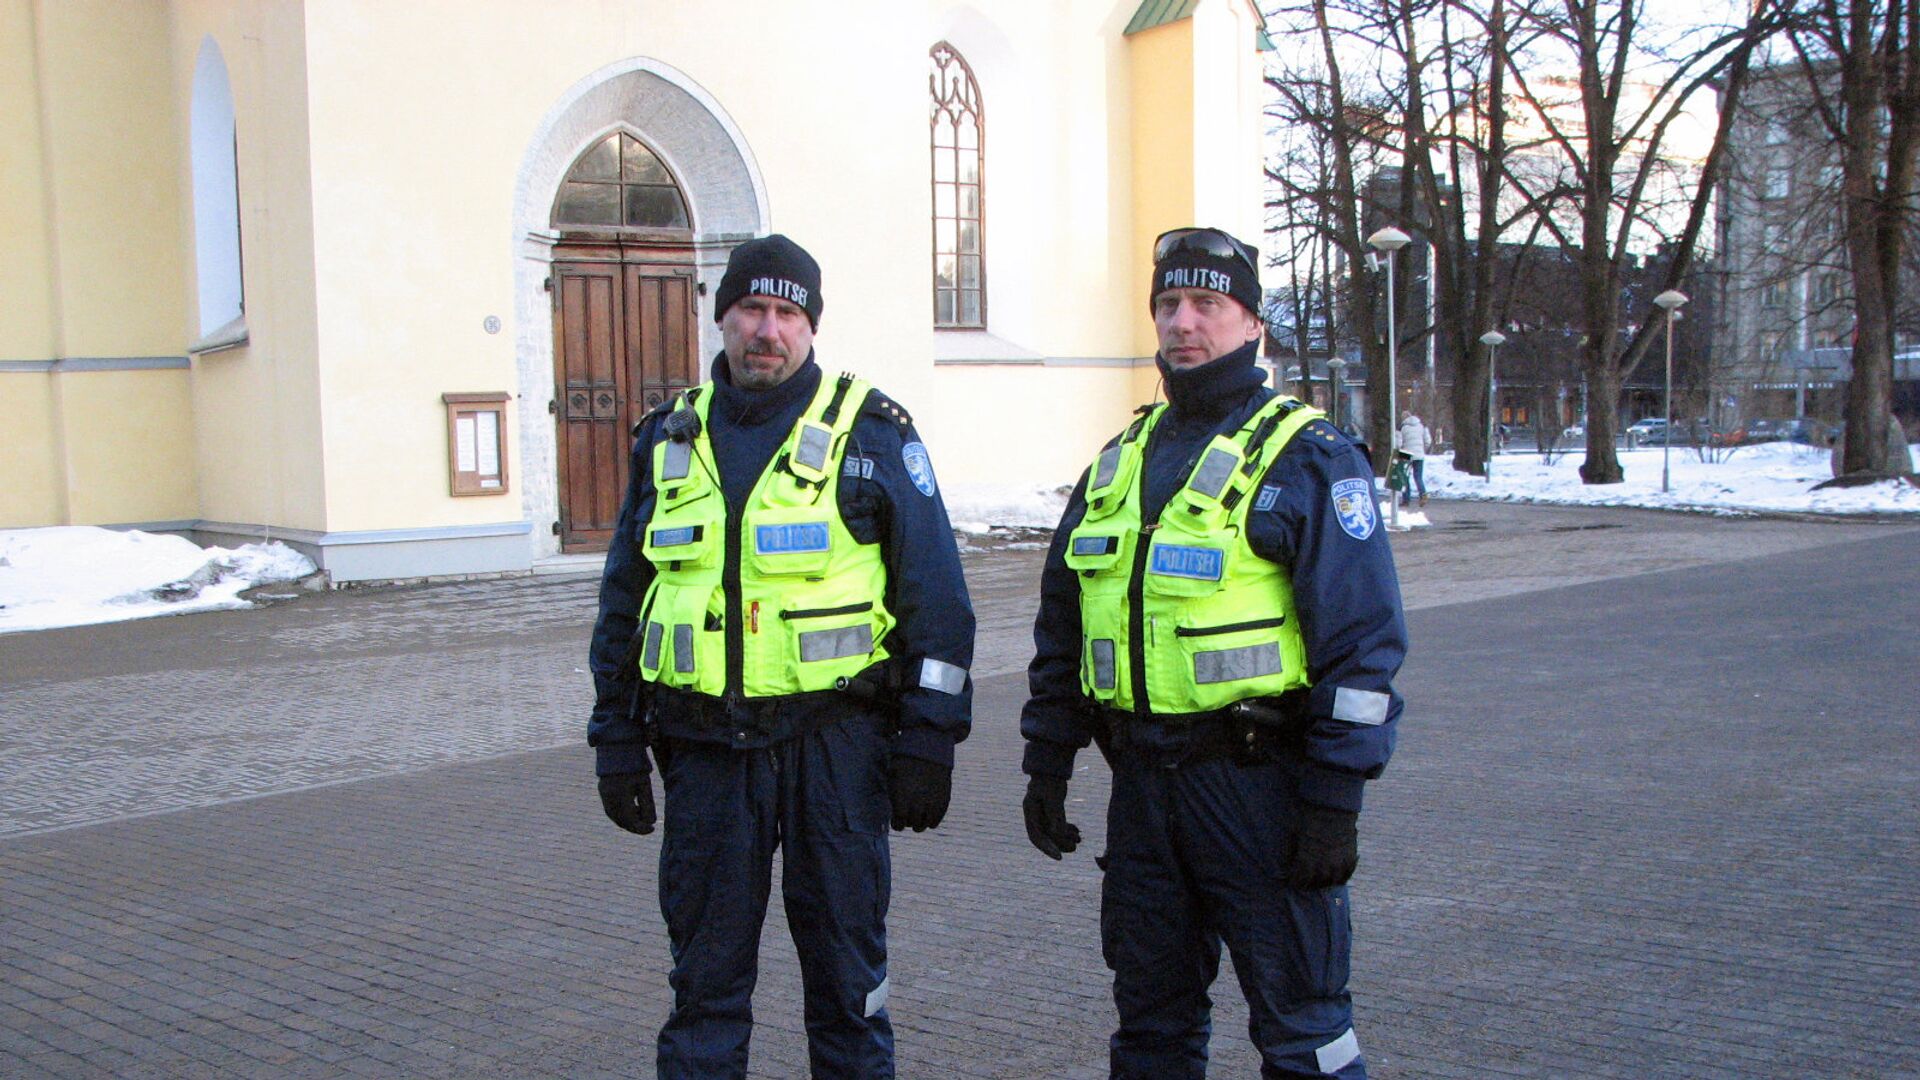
xmin=1020 ymin=226 xmax=1407 ymax=1078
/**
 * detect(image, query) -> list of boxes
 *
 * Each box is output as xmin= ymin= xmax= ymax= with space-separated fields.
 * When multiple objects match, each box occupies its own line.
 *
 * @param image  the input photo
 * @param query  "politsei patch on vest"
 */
xmin=1331 ymin=478 xmax=1377 ymax=540
xmin=755 ymin=522 xmax=831 ymax=555
xmin=1253 ymin=485 xmax=1282 ymax=512
xmin=1149 ymin=544 xmax=1224 ymax=581
xmin=902 ymin=442 xmax=937 ymax=496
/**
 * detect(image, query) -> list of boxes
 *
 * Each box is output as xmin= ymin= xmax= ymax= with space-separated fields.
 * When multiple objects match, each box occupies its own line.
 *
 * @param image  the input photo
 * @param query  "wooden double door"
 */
xmin=551 ymin=241 xmax=700 ymax=552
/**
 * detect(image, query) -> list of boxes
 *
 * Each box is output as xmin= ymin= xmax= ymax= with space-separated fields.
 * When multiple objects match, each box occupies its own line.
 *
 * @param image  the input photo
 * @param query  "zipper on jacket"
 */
xmin=780 ymin=601 xmax=873 ymax=620
xmin=1127 ymin=520 xmax=1155 ymax=716
xmin=724 ymin=510 xmax=743 ymax=701
xmin=1173 ymin=616 xmax=1286 ymax=638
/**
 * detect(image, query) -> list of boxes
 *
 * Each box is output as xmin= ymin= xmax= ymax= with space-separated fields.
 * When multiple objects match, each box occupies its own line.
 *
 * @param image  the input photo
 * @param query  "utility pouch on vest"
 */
xmin=643 ymin=520 xmax=721 ymax=571
xmin=1062 ymin=532 xmax=1124 ymax=574
xmin=1141 ymin=535 xmax=1231 ymax=598
xmin=747 ymin=505 xmax=835 ymax=577
xmin=1083 ymin=431 xmax=1145 ymax=521
xmin=635 ymin=581 xmax=726 ymax=697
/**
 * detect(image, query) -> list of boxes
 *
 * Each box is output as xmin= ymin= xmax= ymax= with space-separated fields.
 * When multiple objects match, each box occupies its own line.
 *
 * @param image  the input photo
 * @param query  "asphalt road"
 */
xmin=1 ymin=502 xmax=1915 ymax=1077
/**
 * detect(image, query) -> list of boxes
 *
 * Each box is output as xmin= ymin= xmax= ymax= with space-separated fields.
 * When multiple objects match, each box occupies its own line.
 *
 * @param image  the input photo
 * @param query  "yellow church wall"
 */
xmin=0 ymin=0 xmax=58 ymax=362
xmin=915 ymin=363 xmax=1148 ymax=503
xmin=1127 ymin=19 xmax=1197 ymax=362
xmin=0 ymin=375 xmax=62 ymax=525
xmin=29 ymin=0 xmax=189 ymax=359
xmin=53 ymin=370 xmax=197 ymax=524
xmin=170 ymin=0 xmax=331 ymax=534
xmin=1192 ymin=0 xmax=1266 ymax=246
xmin=290 ymin=0 xmax=1003 ymax=531
xmin=0 ymin=0 xmax=198 ymax=528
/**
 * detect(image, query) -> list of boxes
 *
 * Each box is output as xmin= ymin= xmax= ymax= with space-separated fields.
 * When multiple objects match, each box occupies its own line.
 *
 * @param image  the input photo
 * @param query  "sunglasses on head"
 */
xmin=1154 ymin=228 xmax=1259 ymax=277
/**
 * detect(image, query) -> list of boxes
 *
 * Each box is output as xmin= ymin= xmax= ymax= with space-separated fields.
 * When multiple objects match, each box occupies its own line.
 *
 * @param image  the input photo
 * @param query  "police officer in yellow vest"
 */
xmin=1020 ymin=227 xmax=1407 ymax=1079
xmin=588 ymin=235 xmax=975 ymax=1079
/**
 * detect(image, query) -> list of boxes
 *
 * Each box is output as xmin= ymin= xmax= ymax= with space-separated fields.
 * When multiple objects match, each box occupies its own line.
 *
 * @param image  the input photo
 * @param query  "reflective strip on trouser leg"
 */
xmin=863 ymin=976 xmax=890 ymax=1017
xmin=1111 ymin=754 xmax=1360 ymax=1079
xmin=1316 ymin=1029 xmax=1361 ymax=1074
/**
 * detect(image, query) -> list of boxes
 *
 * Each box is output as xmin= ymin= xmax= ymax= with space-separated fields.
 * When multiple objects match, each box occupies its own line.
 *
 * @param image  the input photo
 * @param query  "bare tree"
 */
xmin=1780 ymin=0 xmax=1920 ymax=477
xmin=1506 ymin=0 xmax=1769 ymax=484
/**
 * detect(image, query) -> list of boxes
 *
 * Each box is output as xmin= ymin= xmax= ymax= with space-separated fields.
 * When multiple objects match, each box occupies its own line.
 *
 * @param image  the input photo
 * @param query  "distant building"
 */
xmin=1715 ymin=60 xmax=1920 ymax=426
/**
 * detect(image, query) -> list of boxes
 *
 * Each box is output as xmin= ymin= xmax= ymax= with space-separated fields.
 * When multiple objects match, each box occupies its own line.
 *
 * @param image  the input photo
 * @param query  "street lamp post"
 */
xmin=1479 ymin=330 xmax=1506 ymax=483
xmin=1653 ymin=289 xmax=1688 ymax=494
xmin=1368 ymin=226 xmax=1411 ymax=527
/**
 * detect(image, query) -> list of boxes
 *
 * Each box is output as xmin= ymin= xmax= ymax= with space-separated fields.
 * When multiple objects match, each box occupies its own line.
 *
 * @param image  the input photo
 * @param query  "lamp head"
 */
xmin=1367 ymin=226 xmax=1412 ymax=252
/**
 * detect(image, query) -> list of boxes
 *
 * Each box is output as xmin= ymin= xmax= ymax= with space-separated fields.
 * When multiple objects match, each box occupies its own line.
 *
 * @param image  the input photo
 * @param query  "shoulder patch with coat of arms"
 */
xmin=1331 ymin=477 xmax=1377 ymax=540
xmin=902 ymin=442 xmax=937 ymax=497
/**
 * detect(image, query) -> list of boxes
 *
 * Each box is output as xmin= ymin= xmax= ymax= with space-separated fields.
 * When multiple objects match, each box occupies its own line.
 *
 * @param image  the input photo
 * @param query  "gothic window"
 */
xmin=930 ymin=42 xmax=985 ymax=327
xmin=552 ymin=132 xmax=689 ymax=230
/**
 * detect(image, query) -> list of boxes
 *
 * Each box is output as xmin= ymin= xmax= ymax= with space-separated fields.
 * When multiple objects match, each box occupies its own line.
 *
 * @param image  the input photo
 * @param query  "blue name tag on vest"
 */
xmin=651 ymin=526 xmax=698 ymax=548
xmin=1149 ymin=544 xmax=1224 ymax=581
xmin=755 ymin=522 xmax=831 ymax=555
xmin=1072 ymin=536 xmax=1116 ymax=557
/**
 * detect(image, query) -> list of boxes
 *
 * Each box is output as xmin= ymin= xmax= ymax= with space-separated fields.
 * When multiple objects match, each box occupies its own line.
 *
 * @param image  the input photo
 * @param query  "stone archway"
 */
xmin=511 ymin=58 xmax=767 ymax=560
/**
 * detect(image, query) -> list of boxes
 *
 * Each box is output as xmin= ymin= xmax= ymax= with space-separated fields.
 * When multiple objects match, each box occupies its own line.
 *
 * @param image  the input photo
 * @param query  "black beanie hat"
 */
xmin=714 ymin=234 xmax=823 ymax=329
xmin=1150 ymin=227 xmax=1262 ymax=318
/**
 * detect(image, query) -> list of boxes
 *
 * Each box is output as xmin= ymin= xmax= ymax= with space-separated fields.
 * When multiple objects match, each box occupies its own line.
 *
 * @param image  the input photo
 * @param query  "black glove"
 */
xmin=1022 ymin=775 xmax=1081 ymax=860
xmin=598 ymin=771 xmax=656 ymax=835
xmin=1287 ymin=803 xmax=1359 ymax=889
xmin=889 ymin=756 xmax=952 ymax=832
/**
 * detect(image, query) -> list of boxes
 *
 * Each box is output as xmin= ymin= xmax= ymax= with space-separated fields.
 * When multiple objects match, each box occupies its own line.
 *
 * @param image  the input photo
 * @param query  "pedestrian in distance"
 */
xmin=1397 ymin=411 xmax=1431 ymax=507
xmin=588 ymin=235 xmax=975 ymax=1080
xmin=1020 ymin=225 xmax=1409 ymax=1079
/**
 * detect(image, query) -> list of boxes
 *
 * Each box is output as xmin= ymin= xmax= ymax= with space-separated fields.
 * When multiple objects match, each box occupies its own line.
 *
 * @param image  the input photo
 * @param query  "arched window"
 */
xmin=552 ymin=132 xmax=690 ymax=230
xmin=930 ymin=42 xmax=984 ymax=327
xmin=190 ymin=36 xmax=244 ymax=345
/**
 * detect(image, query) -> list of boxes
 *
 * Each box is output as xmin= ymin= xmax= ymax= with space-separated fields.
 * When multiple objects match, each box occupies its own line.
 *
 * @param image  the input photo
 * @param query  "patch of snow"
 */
xmin=0 ymin=527 xmax=316 ymax=635
xmin=1429 ymin=442 xmax=1920 ymax=516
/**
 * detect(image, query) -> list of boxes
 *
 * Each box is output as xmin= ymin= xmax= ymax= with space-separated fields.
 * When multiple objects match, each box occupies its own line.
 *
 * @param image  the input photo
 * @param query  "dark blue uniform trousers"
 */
xmin=655 ymin=712 xmax=894 ymax=1079
xmin=1102 ymin=751 xmax=1364 ymax=1079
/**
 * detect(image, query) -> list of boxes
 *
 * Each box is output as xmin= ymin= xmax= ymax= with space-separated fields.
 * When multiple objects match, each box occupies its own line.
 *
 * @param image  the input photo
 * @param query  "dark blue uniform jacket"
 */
xmin=589 ymin=353 xmax=975 ymax=775
xmin=1021 ymin=341 xmax=1407 ymax=812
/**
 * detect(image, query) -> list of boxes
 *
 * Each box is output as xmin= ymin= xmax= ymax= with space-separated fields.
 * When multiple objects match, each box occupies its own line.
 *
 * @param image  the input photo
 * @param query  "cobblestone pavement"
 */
xmin=2 ymin=502 xmax=1916 ymax=1077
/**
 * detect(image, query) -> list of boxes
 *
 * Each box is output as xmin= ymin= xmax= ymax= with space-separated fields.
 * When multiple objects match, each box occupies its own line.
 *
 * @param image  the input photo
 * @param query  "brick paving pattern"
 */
xmin=2 ymin=504 xmax=1916 ymax=1077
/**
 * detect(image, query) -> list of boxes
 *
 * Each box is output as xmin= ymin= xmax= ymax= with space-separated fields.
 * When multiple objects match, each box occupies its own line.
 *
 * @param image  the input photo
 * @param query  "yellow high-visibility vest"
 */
xmin=1064 ymin=395 xmax=1323 ymax=715
xmin=635 ymin=373 xmax=892 ymax=697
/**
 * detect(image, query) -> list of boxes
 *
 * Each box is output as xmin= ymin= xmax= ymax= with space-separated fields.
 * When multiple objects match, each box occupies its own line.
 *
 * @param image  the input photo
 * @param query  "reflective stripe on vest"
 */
xmin=635 ymin=374 xmax=893 ymax=697
xmin=1064 ymin=396 xmax=1324 ymax=716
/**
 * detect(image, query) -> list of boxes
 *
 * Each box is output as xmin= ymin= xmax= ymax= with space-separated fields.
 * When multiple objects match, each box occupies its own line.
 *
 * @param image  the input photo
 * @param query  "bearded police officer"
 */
xmin=589 ymin=235 xmax=974 ymax=1079
xmin=1020 ymin=227 xmax=1406 ymax=1079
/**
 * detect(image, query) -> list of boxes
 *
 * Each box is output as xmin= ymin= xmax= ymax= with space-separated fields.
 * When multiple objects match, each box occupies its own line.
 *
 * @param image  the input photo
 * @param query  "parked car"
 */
xmin=1745 ymin=417 xmax=1818 ymax=444
xmin=1626 ymin=418 xmax=1669 ymax=444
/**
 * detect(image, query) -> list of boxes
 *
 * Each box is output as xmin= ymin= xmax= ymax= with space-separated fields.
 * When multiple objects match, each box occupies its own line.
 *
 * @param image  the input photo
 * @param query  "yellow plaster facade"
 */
xmin=3 ymin=0 xmax=1269 ymax=580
